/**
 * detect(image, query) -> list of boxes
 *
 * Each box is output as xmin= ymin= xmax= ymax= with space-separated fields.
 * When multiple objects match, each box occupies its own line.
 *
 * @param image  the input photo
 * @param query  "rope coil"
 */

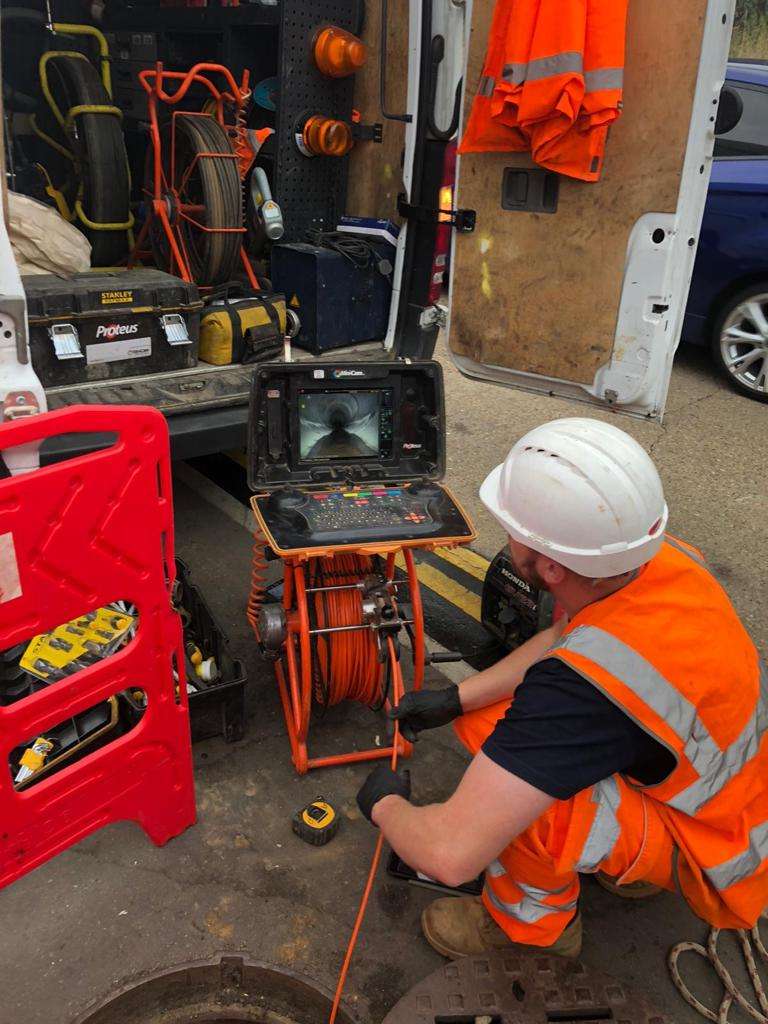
xmin=669 ymin=921 xmax=768 ymax=1023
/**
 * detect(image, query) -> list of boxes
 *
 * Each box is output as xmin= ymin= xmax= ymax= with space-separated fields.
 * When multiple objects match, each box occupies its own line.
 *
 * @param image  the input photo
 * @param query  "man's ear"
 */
xmin=540 ymin=559 xmax=567 ymax=586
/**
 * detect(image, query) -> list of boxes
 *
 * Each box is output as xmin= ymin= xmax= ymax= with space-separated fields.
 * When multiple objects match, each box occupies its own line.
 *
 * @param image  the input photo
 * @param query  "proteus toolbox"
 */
xmin=23 ymin=269 xmax=202 ymax=387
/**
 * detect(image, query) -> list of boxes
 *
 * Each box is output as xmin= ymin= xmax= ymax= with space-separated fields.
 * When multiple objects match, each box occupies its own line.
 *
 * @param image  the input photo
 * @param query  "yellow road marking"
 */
xmin=225 ymin=449 xmax=248 ymax=469
xmin=433 ymin=545 xmax=489 ymax=583
xmin=395 ymin=553 xmax=482 ymax=622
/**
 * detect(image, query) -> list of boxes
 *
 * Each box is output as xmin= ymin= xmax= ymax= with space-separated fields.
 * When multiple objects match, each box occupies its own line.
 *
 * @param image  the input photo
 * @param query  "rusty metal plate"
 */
xmin=381 ymin=952 xmax=670 ymax=1024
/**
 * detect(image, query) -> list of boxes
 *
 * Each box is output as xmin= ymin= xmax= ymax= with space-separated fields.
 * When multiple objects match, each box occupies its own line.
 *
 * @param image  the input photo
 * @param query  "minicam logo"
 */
xmin=332 ymin=368 xmax=365 ymax=378
xmin=95 ymin=322 xmax=139 ymax=340
xmin=402 ymin=442 xmax=422 ymax=450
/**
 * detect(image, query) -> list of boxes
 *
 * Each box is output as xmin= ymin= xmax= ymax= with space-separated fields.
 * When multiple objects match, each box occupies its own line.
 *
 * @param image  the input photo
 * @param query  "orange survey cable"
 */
xmin=328 ymin=635 xmax=404 ymax=1024
xmin=246 ymin=528 xmax=270 ymax=642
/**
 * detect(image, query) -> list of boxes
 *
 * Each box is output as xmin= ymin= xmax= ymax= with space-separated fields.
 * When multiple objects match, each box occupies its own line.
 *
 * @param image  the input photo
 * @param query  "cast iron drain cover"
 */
xmin=71 ymin=954 xmax=354 ymax=1024
xmin=381 ymin=952 xmax=670 ymax=1024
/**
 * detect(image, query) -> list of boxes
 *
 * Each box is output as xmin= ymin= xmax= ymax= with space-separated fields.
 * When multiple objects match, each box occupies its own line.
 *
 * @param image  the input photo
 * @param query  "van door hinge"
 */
xmin=397 ymin=194 xmax=476 ymax=232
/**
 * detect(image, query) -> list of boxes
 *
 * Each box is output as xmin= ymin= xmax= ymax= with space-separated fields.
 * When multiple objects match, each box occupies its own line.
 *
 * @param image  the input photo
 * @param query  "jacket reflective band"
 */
xmin=502 ymin=51 xmax=583 ymax=85
xmin=485 ymin=879 xmax=577 ymax=924
xmin=707 ymin=821 xmax=768 ymax=891
xmin=584 ymin=68 xmax=624 ymax=92
xmin=478 ymin=76 xmax=496 ymax=97
xmin=500 ymin=54 xmax=623 ymax=91
xmin=578 ymin=777 xmax=621 ymax=872
xmin=664 ymin=535 xmax=706 ymax=566
xmin=557 ymin=627 xmax=768 ymax=816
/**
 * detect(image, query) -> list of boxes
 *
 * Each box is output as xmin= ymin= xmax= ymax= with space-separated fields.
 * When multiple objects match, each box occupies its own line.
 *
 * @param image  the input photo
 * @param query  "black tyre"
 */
xmin=710 ymin=281 xmax=768 ymax=403
xmin=148 ymin=115 xmax=242 ymax=287
xmin=44 ymin=54 xmax=131 ymax=267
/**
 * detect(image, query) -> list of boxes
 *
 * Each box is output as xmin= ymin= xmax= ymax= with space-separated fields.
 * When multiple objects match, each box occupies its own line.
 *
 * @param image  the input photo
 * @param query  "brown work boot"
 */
xmin=594 ymin=871 xmax=663 ymax=899
xmin=421 ymin=896 xmax=582 ymax=959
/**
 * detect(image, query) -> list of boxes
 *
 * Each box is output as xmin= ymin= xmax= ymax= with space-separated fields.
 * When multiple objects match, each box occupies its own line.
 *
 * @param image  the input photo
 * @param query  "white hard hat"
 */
xmin=479 ymin=418 xmax=668 ymax=577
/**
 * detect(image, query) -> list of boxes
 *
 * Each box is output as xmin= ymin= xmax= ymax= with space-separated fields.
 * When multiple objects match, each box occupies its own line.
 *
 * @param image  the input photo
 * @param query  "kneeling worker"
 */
xmin=357 ymin=418 xmax=768 ymax=959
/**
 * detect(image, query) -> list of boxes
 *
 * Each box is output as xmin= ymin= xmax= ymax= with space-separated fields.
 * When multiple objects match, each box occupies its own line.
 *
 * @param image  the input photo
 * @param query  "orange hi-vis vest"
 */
xmin=548 ymin=536 xmax=768 ymax=929
xmin=459 ymin=0 xmax=628 ymax=182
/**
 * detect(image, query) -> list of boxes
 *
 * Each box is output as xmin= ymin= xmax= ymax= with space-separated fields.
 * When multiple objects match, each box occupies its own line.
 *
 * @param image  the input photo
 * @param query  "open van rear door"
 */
xmin=443 ymin=0 xmax=734 ymax=420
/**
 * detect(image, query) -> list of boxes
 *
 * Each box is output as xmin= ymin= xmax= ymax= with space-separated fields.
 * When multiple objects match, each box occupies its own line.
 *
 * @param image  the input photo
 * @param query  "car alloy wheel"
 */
xmin=718 ymin=290 xmax=768 ymax=399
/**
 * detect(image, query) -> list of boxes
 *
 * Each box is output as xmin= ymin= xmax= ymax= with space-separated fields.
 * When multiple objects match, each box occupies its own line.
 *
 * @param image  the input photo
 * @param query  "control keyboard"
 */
xmin=253 ymin=481 xmax=474 ymax=553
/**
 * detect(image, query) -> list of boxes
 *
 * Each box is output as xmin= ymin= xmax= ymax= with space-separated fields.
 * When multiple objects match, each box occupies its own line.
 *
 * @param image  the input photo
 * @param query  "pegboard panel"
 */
xmin=275 ymin=0 xmax=360 ymax=241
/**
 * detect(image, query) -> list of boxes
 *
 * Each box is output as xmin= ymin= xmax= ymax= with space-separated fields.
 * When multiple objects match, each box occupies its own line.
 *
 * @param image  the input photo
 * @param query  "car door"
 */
xmin=416 ymin=0 xmax=736 ymax=421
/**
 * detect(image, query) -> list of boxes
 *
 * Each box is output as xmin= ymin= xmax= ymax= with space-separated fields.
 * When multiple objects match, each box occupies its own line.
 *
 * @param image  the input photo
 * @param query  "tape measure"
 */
xmin=293 ymin=798 xmax=339 ymax=846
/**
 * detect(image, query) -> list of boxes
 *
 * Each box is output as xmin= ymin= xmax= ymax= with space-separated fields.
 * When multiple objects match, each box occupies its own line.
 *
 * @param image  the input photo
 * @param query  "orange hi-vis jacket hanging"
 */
xmin=459 ymin=0 xmax=628 ymax=181
xmin=548 ymin=537 xmax=768 ymax=929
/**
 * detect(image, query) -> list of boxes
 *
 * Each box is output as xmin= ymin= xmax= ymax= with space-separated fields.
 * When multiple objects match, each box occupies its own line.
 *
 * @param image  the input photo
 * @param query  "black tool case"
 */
xmin=176 ymin=559 xmax=248 ymax=744
xmin=23 ymin=270 xmax=202 ymax=387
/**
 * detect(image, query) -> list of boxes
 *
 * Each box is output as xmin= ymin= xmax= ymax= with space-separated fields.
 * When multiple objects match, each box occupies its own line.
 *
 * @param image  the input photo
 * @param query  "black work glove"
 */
xmin=357 ymin=765 xmax=411 ymax=823
xmin=388 ymin=684 xmax=463 ymax=742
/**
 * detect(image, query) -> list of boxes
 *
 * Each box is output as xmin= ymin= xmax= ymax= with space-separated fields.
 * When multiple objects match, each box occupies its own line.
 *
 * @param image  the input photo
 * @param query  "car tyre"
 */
xmin=710 ymin=282 xmax=768 ymax=403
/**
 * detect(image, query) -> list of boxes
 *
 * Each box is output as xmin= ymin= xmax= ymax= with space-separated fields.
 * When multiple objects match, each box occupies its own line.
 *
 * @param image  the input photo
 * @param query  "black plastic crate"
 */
xmin=176 ymin=558 xmax=247 ymax=744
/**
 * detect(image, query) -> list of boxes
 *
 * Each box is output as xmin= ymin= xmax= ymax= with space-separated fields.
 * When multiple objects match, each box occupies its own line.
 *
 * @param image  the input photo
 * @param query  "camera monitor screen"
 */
xmin=298 ymin=389 xmax=385 ymax=462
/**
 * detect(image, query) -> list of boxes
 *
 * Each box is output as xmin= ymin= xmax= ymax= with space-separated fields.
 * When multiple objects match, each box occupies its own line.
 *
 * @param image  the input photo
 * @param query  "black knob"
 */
xmin=407 ymin=480 xmax=442 ymax=499
xmin=267 ymin=487 xmax=306 ymax=512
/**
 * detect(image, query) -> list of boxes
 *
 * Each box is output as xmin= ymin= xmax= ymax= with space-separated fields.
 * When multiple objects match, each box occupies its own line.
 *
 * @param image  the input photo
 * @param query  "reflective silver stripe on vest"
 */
xmin=478 ymin=75 xmax=496 ymax=97
xmin=671 ymin=661 xmax=768 ymax=815
xmin=485 ymin=879 xmax=577 ymax=924
xmin=502 ymin=51 xmax=583 ymax=86
xmin=558 ymin=627 xmax=768 ymax=817
xmin=665 ymin=535 xmax=706 ymax=566
xmin=706 ymin=820 xmax=768 ymax=891
xmin=584 ymin=67 xmax=624 ymax=92
xmin=577 ymin=777 xmax=621 ymax=872
xmin=487 ymin=859 xmax=505 ymax=878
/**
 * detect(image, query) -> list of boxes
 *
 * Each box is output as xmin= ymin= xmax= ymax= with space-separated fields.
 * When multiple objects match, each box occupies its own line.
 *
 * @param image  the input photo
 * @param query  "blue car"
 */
xmin=683 ymin=60 xmax=768 ymax=402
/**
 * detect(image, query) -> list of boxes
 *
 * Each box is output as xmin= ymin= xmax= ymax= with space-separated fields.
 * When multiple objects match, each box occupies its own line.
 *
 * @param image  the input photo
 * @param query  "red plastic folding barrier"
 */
xmin=0 ymin=405 xmax=196 ymax=889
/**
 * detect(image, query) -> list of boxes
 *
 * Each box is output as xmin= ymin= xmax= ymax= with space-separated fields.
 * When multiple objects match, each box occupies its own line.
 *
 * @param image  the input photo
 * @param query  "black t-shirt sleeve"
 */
xmin=481 ymin=657 xmax=676 ymax=800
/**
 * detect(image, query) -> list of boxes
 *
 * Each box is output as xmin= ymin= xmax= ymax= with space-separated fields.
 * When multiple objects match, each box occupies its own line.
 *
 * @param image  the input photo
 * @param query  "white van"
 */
xmin=0 ymin=0 xmax=736 ymax=473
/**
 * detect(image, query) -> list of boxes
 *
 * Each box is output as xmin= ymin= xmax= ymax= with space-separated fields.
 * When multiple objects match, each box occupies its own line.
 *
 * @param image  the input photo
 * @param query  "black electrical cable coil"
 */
xmin=305 ymin=229 xmax=393 ymax=278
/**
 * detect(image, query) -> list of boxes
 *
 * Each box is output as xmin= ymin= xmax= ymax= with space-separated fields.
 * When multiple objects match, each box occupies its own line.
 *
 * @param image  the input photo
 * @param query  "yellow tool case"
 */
xmin=199 ymin=285 xmax=286 ymax=366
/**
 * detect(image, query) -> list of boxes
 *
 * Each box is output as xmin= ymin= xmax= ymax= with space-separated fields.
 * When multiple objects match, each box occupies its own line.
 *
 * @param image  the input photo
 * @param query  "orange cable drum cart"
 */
xmin=246 ymin=360 xmax=476 ymax=774
xmin=130 ymin=62 xmax=260 ymax=291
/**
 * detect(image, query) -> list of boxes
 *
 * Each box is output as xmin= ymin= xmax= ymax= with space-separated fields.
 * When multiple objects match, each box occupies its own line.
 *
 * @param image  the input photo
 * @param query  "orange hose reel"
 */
xmin=249 ymin=534 xmax=425 ymax=774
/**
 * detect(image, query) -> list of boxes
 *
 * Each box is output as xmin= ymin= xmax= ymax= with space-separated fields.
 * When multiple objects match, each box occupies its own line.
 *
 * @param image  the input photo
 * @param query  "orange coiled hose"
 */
xmin=246 ymin=528 xmax=270 ymax=642
xmin=310 ymin=553 xmax=385 ymax=709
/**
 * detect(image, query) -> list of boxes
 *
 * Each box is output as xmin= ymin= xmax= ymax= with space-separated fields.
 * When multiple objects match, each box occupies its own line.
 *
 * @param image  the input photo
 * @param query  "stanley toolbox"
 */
xmin=24 ymin=269 xmax=203 ymax=387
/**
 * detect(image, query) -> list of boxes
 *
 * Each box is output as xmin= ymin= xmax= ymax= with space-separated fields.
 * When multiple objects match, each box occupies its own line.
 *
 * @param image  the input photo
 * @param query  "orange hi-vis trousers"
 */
xmin=454 ymin=700 xmax=677 ymax=946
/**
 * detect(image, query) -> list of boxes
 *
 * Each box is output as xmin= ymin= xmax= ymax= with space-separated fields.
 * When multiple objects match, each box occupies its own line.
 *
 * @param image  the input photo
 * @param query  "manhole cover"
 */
xmin=382 ymin=952 xmax=670 ymax=1024
xmin=71 ymin=954 xmax=355 ymax=1024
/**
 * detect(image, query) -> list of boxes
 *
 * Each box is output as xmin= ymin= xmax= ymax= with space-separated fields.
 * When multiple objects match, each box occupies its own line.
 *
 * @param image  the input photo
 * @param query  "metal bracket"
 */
xmin=419 ymin=304 xmax=448 ymax=331
xmin=352 ymin=122 xmax=383 ymax=143
xmin=2 ymin=391 xmax=40 ymax=421
xmin=397 ymin=194 xmax=476 ymax=233
xmin=160 ymin=313 xmax=192 ymax=346
xmin=48 ymin=322 xmax=83 ymax=361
